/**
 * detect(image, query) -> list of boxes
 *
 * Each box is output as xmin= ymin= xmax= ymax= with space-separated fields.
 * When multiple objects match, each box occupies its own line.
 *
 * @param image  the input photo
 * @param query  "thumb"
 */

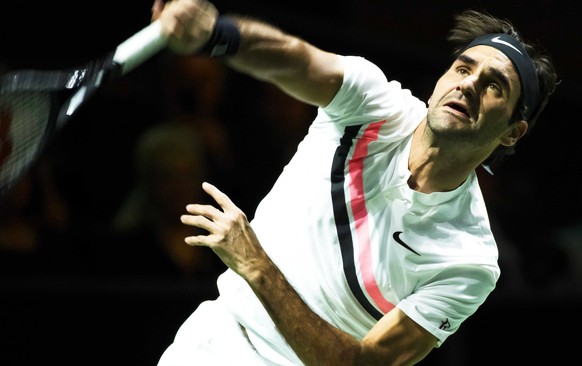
xmin=151 ymin=0 xmax=165 ymax=21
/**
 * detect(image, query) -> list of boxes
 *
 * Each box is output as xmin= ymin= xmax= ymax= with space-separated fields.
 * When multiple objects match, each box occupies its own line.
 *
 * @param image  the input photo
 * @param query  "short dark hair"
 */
xmin=447 ymin=10 xmax=558 ymax=171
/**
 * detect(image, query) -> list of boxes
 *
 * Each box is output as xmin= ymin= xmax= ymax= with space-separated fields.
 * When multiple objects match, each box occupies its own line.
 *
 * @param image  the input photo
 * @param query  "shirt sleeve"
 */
xmin=321 ymin=55 xmax=427 ymax=139
xmin=397 ymin=263 xmax=499 ymax=347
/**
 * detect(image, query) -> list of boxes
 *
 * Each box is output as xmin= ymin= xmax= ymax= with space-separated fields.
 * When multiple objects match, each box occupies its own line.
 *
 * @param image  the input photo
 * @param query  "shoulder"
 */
xmin=339 ymin=55 xmax=388 ymax=92
xmin=324 ymin=56 xmax=425 ymax=123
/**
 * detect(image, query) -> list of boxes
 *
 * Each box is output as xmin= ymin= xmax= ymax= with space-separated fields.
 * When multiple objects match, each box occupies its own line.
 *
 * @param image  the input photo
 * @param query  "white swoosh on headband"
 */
xmin=491 ymin=36 xmax=523 ymax=55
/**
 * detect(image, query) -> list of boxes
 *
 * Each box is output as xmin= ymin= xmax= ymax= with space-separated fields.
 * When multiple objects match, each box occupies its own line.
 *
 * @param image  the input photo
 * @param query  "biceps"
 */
xmin=359 ymin=308 xmax=438 ymax=366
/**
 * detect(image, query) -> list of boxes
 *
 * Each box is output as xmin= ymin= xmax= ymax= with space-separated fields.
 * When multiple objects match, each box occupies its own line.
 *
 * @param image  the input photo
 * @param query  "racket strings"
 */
xmin=0 ymin=90 xmax=52 ymax=197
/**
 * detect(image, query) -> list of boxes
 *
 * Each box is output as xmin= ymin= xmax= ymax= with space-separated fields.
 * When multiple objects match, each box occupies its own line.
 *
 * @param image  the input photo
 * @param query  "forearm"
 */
xmin=183 ymin=181 xmax=361 ymax=364
xmin=156 ymin=0 xmax=342 ymax=106
xmin=224 ymin=15 xmax=342 ymax=107
xmin=244 ymin=257 xmax=362 ymax=366
xmin=224 ymin=17 xmax=303 ymax=83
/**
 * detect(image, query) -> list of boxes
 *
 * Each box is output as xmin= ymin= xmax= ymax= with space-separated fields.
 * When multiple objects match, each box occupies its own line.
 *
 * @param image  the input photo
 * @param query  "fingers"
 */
xmin=184 ymin=234 xmax=212 ymax=246
xmin=158 ymin=0 xmax=192 ymax=40
xmin=180 ymin=182 xmax=229 ymax=245
xmin=187 ymin=195 xmax=223 ymax=213
xmin=180 ymin=205 xmax=220 ymax=247
xmin=154 ymin=0 xmax=219 ymax=54
xmin=180 ymin=182 xmax=238 ymax=229
xmin=181 ymin=206 xmax=219 ymax=231
xmin=202 ymin=181 xmax=239 ymax=212
xmin=151 ymin=0 xmax=164 ymax=21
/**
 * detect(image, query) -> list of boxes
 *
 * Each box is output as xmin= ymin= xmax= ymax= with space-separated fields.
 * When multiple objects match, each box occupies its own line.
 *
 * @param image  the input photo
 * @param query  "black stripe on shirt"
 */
xmin=330 ymin=124 xmax=383 ymax=321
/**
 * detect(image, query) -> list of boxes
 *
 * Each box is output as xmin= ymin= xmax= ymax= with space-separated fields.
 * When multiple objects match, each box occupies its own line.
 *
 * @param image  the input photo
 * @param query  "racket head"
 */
xmin=0 ymin=54 xmax=119 ymax=199
xmin=0 ymin=20 xmax=165 ymax=200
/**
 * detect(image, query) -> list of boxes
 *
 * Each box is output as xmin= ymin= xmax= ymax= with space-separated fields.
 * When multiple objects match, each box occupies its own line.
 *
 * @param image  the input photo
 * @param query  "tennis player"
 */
xmin=153 ymin=0 xmax=557 ymax=364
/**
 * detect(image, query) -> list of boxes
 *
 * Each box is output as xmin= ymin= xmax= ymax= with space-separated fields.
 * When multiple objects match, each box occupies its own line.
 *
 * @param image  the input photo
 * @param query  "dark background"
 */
xmin=1 ymin=0 xmax=580 ymax=365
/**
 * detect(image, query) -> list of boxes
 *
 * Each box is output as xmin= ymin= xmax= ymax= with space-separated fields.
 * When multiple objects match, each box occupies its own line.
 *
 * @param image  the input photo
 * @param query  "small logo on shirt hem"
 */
xmin=439 ymin=318 xmax=451 ymax=330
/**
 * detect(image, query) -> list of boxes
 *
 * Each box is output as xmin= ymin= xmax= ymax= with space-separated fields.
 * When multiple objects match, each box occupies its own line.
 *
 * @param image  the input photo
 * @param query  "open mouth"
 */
xmin=444 ymin=101 xmax=471 ymax=118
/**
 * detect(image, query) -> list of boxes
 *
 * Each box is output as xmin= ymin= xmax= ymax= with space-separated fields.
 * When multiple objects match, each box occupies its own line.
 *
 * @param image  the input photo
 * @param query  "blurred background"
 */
xmin=1 ymin=0 xmax=580 ymax=364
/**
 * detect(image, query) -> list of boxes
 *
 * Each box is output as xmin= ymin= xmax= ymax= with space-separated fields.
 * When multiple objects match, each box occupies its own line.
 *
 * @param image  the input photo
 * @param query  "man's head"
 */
xmin=430 ymin=10 xmax=558 ymax=172
xmin=427 ymin=43 xmax=527 ymax=162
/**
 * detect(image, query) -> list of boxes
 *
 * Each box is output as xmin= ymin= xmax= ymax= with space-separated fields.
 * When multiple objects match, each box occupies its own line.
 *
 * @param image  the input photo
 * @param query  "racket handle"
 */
xmin=113 ymin=20 xmax=168 ymax=75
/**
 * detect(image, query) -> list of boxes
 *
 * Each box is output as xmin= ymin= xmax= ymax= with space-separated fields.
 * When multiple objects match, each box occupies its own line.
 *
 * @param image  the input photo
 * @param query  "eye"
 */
xmin=487 ymin=82 xmax=501 ymax=93
xmin=456 ymin=67 xmax=469 ymax=76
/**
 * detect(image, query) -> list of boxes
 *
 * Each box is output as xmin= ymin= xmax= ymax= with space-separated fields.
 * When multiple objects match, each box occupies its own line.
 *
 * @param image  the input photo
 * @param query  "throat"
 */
xmin=409 ymin=120 xmax=475 ymax=193
xmin=407 ymin=147 xmax=470 ymax=194
xmin=407 ymin=157 xmax=472 ymax=194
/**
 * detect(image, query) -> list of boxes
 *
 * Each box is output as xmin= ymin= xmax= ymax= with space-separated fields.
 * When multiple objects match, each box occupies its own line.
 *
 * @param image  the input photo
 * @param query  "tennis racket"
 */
xmin=0 ymin=20 xmax=167 ymax=200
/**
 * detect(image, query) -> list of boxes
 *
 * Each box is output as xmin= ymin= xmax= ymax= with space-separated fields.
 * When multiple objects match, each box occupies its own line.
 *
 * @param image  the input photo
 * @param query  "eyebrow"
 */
xmin=457 ymin=54 xmax=511 ymax=90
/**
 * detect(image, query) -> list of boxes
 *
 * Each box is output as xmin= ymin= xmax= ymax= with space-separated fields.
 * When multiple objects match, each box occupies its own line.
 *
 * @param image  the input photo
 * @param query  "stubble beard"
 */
xmin=426 ymin=106 xmax=475 ymax=144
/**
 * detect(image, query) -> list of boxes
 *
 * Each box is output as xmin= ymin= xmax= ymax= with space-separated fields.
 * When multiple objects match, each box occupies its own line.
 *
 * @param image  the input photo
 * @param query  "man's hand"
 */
xmin=152 ymin=0 xmax=218 ymax=55
xmin=180 ymin=182 xmax=268 ymax=279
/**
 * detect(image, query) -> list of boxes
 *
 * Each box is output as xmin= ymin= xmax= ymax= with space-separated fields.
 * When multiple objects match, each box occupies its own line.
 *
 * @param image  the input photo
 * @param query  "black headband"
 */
xmin=463 ymin=33 xmax=540 ymax=121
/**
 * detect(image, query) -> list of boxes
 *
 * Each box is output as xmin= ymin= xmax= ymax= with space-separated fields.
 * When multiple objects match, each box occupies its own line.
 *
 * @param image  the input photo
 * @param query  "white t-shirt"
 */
xmin=216 ymin=55 xmax=500 ymax=365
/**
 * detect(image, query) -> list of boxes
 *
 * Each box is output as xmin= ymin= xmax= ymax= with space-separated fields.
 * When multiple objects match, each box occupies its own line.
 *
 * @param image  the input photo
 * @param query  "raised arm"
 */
xmin=154 ymin=0 xmax=343 ymax=107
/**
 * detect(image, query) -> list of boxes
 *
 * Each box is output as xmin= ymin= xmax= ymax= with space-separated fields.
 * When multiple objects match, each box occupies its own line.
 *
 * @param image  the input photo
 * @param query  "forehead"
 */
xmin=459 ymin=45 xmax=521 ymax=87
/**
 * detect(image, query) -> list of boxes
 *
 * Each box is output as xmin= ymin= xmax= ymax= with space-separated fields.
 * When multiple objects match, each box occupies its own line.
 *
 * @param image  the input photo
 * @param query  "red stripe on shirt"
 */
xmin=348 ymin=120 xmax=395 ymax=314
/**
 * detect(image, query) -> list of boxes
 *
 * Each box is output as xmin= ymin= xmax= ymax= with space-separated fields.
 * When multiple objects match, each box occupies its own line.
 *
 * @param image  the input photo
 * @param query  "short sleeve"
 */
xmin=398 ymin=263 xmax=499 ymax=347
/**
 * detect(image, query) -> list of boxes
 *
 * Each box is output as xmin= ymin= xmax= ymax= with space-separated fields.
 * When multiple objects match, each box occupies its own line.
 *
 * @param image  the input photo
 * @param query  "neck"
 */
xmin=408 ymin=119 xmax=480 ymax=194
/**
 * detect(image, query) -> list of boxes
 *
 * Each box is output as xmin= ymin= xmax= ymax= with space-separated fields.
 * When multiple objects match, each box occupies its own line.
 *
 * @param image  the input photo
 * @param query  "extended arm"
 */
xmin=181 ymin=182 xmax=438 ymax=365
xmin=158 ymin=1 xmax=438 ymax=363
xmin=154 ymin=0 xmax=343 ymax=107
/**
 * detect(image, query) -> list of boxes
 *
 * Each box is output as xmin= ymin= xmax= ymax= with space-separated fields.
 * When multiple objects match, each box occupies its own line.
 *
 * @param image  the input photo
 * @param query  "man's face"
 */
xmin=426 ymin=45 xmax=524 ymax=151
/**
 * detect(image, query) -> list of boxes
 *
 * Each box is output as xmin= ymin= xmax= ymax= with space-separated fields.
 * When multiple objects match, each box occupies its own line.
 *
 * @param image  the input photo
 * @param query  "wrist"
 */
xmin=200 ymin=16 xmax=241 ymax=57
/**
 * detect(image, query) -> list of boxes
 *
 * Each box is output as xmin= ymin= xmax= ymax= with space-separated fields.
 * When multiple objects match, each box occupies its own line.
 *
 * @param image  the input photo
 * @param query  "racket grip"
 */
xmin=113 ymin=20 xmax=168 ymax=75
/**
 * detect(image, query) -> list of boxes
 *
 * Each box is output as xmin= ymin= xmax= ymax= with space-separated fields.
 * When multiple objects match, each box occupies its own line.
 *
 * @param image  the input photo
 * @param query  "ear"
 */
xmin=500 ymin=120 xmax=528 ymax=147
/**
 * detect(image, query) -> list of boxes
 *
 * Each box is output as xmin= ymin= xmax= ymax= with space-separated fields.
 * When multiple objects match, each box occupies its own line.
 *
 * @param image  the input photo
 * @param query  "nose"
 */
xmin=458 ymin=74 xmax=478 ymax=100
